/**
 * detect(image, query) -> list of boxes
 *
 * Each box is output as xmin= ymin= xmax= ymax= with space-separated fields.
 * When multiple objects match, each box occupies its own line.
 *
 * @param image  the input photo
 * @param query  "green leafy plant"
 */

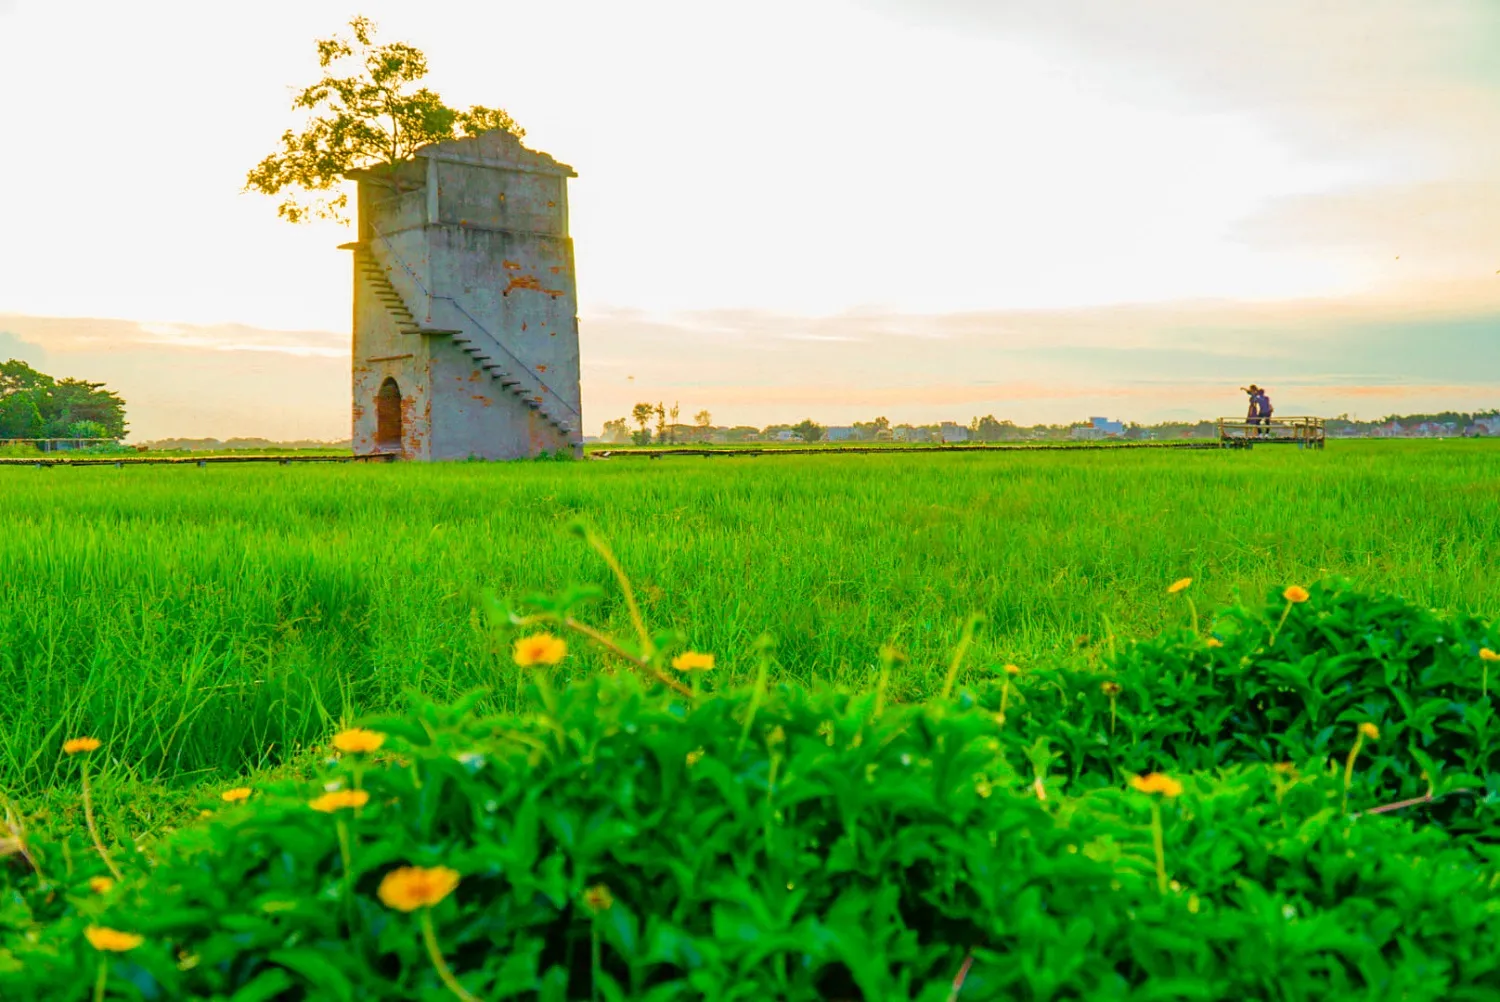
xmin=3 ymin=554 xmax=1500 ymax=1000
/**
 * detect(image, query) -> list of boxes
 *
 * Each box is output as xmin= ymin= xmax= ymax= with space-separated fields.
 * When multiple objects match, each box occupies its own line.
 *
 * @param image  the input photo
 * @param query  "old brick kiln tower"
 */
xmin=342 ymin=130 xmax=582 ymax=460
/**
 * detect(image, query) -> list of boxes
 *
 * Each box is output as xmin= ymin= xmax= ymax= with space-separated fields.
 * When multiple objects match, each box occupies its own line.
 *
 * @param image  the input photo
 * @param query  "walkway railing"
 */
xmin=1215 ymin=417 xmax=1326 ymax=449
xmin=364 ymin=223 xmax=582 ymax=431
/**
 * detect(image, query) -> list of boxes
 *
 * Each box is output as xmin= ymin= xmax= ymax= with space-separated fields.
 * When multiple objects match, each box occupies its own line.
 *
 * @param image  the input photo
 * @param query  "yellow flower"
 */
xmin=88 ymin=877 xmax=114 ymax=895
xmin=1273 ymin=762 xmax=1297 ymax=775
xmin=308 ymin=790 xmax=370 ymax=813
xmin=685 ymin=749 xmax=704 ymax=767
xmin=85 ymin=926 xmax=143 ymax=952
xmin=1283 ymin=585 xmax=1310 ymax=604
xmin=220 ymin=788 xmax=252 ymax=803
xmin=765 ymin=726 xmax=786 ymax=748
xmin=332 ymin=728 xmax=385 ymax=754
xmin=671 ymin=651 xmax=715 ymax=672
xmin=1003 ymin=664 xmax=1021 ymax=676
xmin=1130 ymin=773 xmax=1184 ymax=798
xmin=1481 ymin=648 xmax=1500 ymax=662
xmin=1168 ymin=578 xmax=1193 ymax=594
xmin=1359 ymin=722 xmax=1380 ymax=740
xmin=583 ymin=884 xmax=615 ymax=914
xmin=513 ymin=633 xmax=567 ymax=667
xmin=62 ymin=737 xmax=100 ymax=755
xmin=377 ymin=865 xmax=460 ymax=912
xmin=1206 ymin=637 xmax=1223 ymax=648
xmin=975 ymin=779 xmax=993 ymax=799
xmin=1101 ymin=681 xmax=1121 ymax=696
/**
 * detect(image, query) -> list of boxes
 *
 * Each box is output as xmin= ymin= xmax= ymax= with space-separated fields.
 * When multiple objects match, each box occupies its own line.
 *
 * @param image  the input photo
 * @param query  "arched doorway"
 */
xmin=375 ymin=377 xmax=403 ymax=451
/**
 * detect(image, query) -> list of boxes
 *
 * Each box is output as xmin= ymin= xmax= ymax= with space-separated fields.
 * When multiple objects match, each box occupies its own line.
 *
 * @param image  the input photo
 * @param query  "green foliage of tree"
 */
xmin=792 ymin=418 xmax=825 ymax=443
xmin=0 ymin=390 xmax=43 ymax=439
xmin=0 ymin=360 xmax=126 ymax=440
xmin=600 ymin=418 xmax=631 ymax=444
xmin=0 ymin=358 xmax=54 ymax=396
xmin=65 ymin=420 xmax=109 ymax=440
xmin=45 ymin=379 xmax=127 ymax=438
xmin=968 ymin=414 xmax=1016 ymax=442
xmin=245 ymin=16 xmax=525 ymax=224
xmin=630 ymin=402 xmax=655 ymax=446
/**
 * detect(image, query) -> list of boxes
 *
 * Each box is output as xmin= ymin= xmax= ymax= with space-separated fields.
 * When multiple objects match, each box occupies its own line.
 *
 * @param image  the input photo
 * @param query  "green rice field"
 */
xmin=3 ymin=439 xmax=1496 ymax=798
xmin=7 ymin=438 xmax=1500 ymax=1000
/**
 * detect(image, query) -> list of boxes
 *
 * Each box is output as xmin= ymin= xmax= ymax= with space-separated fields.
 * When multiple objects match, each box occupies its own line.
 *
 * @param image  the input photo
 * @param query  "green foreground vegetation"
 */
xmin=2 ymin=440 xmax=1499 ymax=999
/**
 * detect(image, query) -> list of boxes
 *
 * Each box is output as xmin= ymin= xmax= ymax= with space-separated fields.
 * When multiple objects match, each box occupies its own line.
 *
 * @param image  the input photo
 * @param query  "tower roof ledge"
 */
xmin=342 ymin=130 xmax=576 ymax=184
xmin=416 ymin=130 xmax=576 ymax=177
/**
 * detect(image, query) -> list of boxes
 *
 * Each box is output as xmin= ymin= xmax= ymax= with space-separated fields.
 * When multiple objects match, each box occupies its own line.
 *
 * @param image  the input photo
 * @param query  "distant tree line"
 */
xmin=598 ymin=406 xmax=1500 ymax=445
xmin=0 ymin=360 xmax=127 ymax=441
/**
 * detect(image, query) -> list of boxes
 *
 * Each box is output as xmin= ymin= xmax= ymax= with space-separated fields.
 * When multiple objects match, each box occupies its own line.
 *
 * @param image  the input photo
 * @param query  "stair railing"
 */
xmin=365 ymin=221 xmax=582 ymax=433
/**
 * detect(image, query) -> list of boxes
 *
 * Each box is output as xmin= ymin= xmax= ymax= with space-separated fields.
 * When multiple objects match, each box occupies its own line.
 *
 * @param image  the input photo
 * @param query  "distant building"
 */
xmin=1465 ymin=417 xmax=1500 ymax=437
xmin=773 ymin=429 xmax=804 ymax=442
xmin=939 ymin=422 xmax=969 ymax=443
xmin=1071 ymin=416 xmax=1125 ymax=440
xmin=825 ymin=426 xmax=859 ymax=442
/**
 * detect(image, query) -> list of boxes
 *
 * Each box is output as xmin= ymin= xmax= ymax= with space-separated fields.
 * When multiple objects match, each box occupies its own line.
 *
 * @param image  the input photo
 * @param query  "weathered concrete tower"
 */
xmin=343 ymin=130 xmax=582 ymax=459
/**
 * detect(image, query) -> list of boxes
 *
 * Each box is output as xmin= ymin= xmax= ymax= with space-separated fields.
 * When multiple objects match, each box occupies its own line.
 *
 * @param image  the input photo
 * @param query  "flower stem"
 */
xmin=1342 ymin=732 xmax=1366 ymax=814
xmin=580 ymin=527 xmax=653 ymax=658
xmin=736 ymin=647 xmax=772 ymax=757
xmin=940 ymin=613 xmax=983 ymax=701
xmin=590 ymin=922 xmax=602 ymax=1002
xmin=420 ymin=907 xmax=481 ymax=1002
xmin=93 ymin=956 xmax=108 ymax=1002
xmin=1186 ymin=596 xmax=1199 ymax=635
xmin=1149 ymin=800 xmax=1168 ymax=896
xmin=560 ymin=617 xmax=692 ymax=697
xmin=80 ymin=760 xmax=122 ymax=882
xmin=336 ymin=818 xmax=357 ymax=935
xmin=874 ymin=646 xmax=898 ymax=720
xmin=1269 ymin=600 xmax=1294 ymax=648
xmin=764 ymin=753 xmax=781 ymax=859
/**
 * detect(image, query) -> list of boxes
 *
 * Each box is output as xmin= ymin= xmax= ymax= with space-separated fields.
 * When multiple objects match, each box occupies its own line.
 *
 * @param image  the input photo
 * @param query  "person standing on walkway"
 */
xmin=1241 ymin=385 xmax=1263 ymax=437
xmin=1256 ymin=387 xmax=1273 ymax=427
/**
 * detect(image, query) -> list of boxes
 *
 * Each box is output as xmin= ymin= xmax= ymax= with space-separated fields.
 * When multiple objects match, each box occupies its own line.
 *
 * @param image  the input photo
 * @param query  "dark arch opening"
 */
xmin=375 ymin=377 xmax=403 ymax=450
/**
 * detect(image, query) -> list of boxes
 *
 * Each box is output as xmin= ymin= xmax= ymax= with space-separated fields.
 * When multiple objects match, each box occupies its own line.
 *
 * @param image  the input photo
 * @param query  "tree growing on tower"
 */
xmin=244 ymin=15 xmax=525 ymax=224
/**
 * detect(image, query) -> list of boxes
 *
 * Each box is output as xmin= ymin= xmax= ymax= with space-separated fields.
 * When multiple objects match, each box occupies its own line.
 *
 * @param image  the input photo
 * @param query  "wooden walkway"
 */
xmin=0 ymin=454 xmax=393 ymax=468
xmin=1 ymin=440 xmax=1246 ymax=468
xmin=592 ymin=441 xmax=1223 ymax=459
xmin=1215 ymin=417 xmax=1326 ymax=450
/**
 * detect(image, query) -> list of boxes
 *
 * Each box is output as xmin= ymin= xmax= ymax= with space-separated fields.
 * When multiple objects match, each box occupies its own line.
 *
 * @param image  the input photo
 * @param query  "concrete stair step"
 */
xmin=352 ymin=246 xmax=578 ymax=445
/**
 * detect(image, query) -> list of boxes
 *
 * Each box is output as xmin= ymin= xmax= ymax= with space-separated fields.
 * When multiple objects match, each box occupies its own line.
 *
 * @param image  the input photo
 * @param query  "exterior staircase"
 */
xmin=347 ymin=243 xmax=581 ymax=448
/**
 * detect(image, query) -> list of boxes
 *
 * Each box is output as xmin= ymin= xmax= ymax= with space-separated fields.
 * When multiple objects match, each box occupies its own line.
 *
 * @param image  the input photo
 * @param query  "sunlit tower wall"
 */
xmin=343 ymin=130 xmax=582 ymax=460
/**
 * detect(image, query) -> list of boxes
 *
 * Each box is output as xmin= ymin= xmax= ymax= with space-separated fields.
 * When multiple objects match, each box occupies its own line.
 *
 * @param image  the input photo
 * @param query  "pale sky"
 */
xmin=1 ymin=0 xmax=1497 ymax=439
